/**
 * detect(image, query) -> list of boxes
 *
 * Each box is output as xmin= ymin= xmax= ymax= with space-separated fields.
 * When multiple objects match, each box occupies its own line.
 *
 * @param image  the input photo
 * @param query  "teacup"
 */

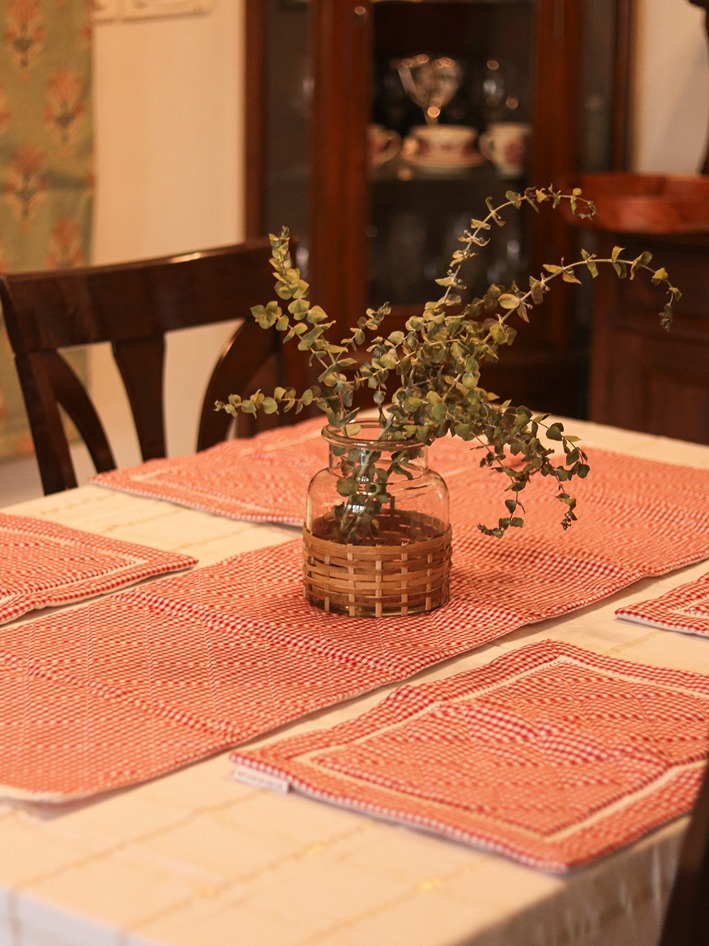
xmin=407 ymin=124 xmax=477 ymax=165
xmin=368 ymin=124 xmax=401 ymax=167
xmin=479 ymin=122 xmax=531 ymax=177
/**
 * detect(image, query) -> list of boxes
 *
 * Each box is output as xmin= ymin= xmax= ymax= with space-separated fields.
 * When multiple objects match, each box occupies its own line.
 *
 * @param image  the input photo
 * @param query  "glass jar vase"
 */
xmin=303 ymin=423 xmax=451 ymax=617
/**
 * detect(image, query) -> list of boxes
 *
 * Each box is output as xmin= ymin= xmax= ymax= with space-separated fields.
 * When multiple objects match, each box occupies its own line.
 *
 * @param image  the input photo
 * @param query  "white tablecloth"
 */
xmin=1 ymin=419 xmax=708 ymax=946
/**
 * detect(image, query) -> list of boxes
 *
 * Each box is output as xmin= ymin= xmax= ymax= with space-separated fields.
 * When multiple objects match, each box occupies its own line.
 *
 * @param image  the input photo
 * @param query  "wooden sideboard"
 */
xmin=567 ymin=174 xmax=709 ymax=445
xmin=588 ymin=231 xmax=709 ymax=445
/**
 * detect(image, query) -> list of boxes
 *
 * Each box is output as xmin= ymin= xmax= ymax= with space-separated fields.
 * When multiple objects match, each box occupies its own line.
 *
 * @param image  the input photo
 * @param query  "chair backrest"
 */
xmin=0 ymin=240 xmax=308 ymax=494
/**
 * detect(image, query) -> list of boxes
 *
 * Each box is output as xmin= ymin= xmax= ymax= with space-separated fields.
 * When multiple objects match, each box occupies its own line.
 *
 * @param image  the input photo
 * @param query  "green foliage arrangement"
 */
xmin=216 ymin=186 xmax=679 ymax=539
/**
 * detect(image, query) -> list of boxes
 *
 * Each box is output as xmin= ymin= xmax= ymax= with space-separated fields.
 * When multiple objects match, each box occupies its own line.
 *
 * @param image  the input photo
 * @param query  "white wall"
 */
xmin=92 ymin=5 xmax=244 ymax=264
xmin=2 ymin=1 xmax=246 ymax=504
xmin=2 ymin=0 xmax=708 ymax=504
xmin=633 ymin=0 xmax=708 ymax=173
xmin=87 ymin=0 xmax=246 ymax=475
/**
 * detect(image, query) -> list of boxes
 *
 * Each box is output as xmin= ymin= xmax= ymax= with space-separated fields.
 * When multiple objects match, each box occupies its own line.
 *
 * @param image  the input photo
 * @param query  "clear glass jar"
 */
xmin=303 ymin=423 xmax=451 ymax=617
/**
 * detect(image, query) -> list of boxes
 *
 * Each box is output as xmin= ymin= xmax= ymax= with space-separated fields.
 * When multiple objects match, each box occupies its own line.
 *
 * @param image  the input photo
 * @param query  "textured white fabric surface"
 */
xmin=0 ymin=418 xmax=707 ymax=946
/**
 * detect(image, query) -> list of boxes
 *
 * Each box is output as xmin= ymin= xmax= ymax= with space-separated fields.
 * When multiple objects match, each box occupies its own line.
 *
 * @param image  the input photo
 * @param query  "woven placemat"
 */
xmin=617 ymin=571 xmax=709 ymax=637
xmin=91 ymin=417 xmax=326 ymax=524
xmin=0 ymin=512 xmax=197 ymax=625
xmin=233 ymin=639 xmax=709 ymax=872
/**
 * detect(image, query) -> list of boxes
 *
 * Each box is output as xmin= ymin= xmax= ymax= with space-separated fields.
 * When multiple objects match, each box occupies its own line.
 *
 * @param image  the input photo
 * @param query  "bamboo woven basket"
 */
xmin=302 ymin=524 xmax=452 ymax=618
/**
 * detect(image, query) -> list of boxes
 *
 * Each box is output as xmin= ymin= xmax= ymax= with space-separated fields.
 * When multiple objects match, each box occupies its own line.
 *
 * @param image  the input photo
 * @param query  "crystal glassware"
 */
xmin=392 ymin=53 xmax=462 ymax=125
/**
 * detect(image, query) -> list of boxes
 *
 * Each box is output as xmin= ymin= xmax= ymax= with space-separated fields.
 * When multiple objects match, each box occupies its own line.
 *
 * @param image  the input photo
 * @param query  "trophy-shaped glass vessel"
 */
xmin=392 ymin=53 xmax=463 ymax=125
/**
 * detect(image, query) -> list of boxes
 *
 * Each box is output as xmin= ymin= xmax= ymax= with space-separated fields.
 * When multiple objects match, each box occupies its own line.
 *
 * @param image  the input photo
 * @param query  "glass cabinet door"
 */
xmin=368 ymin=0 xmax=533 ymax=307
xmin=365 ymin=0 xmax=628 ymax=309
xmin=246 ymin=0 xmax=312 ymax=272
xmin=246 ymin=0 xmax=632 ymax=416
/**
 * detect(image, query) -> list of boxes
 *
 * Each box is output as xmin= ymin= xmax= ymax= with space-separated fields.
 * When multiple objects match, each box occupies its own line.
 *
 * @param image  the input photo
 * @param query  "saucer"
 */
xmin=404 ymin=150 xmax=485 ymax=174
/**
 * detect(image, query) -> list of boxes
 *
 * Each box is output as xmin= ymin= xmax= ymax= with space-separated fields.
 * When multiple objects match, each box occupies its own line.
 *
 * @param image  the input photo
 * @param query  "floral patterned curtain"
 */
xmin=0 ymin=0 xmax=93 ymax=460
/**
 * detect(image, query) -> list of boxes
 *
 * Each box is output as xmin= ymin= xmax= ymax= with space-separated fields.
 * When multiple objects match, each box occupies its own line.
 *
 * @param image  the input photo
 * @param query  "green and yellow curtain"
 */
xmin=0 ymin=0 xmax=93 ymax=460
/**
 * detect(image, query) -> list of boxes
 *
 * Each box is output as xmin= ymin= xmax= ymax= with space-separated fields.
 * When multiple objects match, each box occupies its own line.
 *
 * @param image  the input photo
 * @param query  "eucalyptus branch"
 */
xmin=215 ymin=185 xmax=680 ymax=539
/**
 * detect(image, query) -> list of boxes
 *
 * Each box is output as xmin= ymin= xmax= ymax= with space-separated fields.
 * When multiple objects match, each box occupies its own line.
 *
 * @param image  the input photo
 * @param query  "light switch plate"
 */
xmin=122 ymin=0 xmax=214 ymax=18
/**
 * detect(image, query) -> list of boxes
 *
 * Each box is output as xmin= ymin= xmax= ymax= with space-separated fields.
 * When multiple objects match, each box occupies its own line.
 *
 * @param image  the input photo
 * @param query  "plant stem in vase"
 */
xmin=303 ymin=423 xmax=451 ymax=617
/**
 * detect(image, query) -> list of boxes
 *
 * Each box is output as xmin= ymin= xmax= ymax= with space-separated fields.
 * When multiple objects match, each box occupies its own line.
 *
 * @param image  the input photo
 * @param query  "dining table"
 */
xmin=1 ymin=414 xmax=708 ymax=946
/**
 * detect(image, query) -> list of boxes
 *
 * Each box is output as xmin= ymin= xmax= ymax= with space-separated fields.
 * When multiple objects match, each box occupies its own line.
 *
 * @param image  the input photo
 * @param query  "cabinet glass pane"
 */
xmin=262 ymin=0 xmax=311 ymax=272
xmin=368 ymin=0 xmax=534 ymax=308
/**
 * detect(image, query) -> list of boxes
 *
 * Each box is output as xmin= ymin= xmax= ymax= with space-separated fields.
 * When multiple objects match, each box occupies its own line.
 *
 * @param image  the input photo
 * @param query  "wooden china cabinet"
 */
xmin=245 ymin=0 xmax=633 ymax=417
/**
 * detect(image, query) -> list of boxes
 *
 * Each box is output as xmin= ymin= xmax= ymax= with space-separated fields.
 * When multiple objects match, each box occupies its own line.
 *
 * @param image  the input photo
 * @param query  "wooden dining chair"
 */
xmin=0 ymin=239 xmax=309 ymax=495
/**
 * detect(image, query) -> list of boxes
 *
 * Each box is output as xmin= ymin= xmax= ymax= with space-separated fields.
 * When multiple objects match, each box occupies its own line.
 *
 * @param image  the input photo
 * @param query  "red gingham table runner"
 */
xmin=232 ymin=640 xmax=709 ymax=872
xmin=616 ymin=571 xmax=709 ymax=637
xmin=0 ymin=513 xmax=197 ymax=625
xmin=1 ymin=481 xmax=708 ymax=804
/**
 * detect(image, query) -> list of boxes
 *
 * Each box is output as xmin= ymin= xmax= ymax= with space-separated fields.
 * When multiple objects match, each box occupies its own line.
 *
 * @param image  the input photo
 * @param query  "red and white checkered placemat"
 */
xmin=0 ymin=513 xmax=197 ymax=625
xmin=91 ymin=417 xmax=326 ymax=523
xmin=616 ymin=571 xmax=709 ymax=637
xmin=232 ymin=639 xmax=709 ymax=872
